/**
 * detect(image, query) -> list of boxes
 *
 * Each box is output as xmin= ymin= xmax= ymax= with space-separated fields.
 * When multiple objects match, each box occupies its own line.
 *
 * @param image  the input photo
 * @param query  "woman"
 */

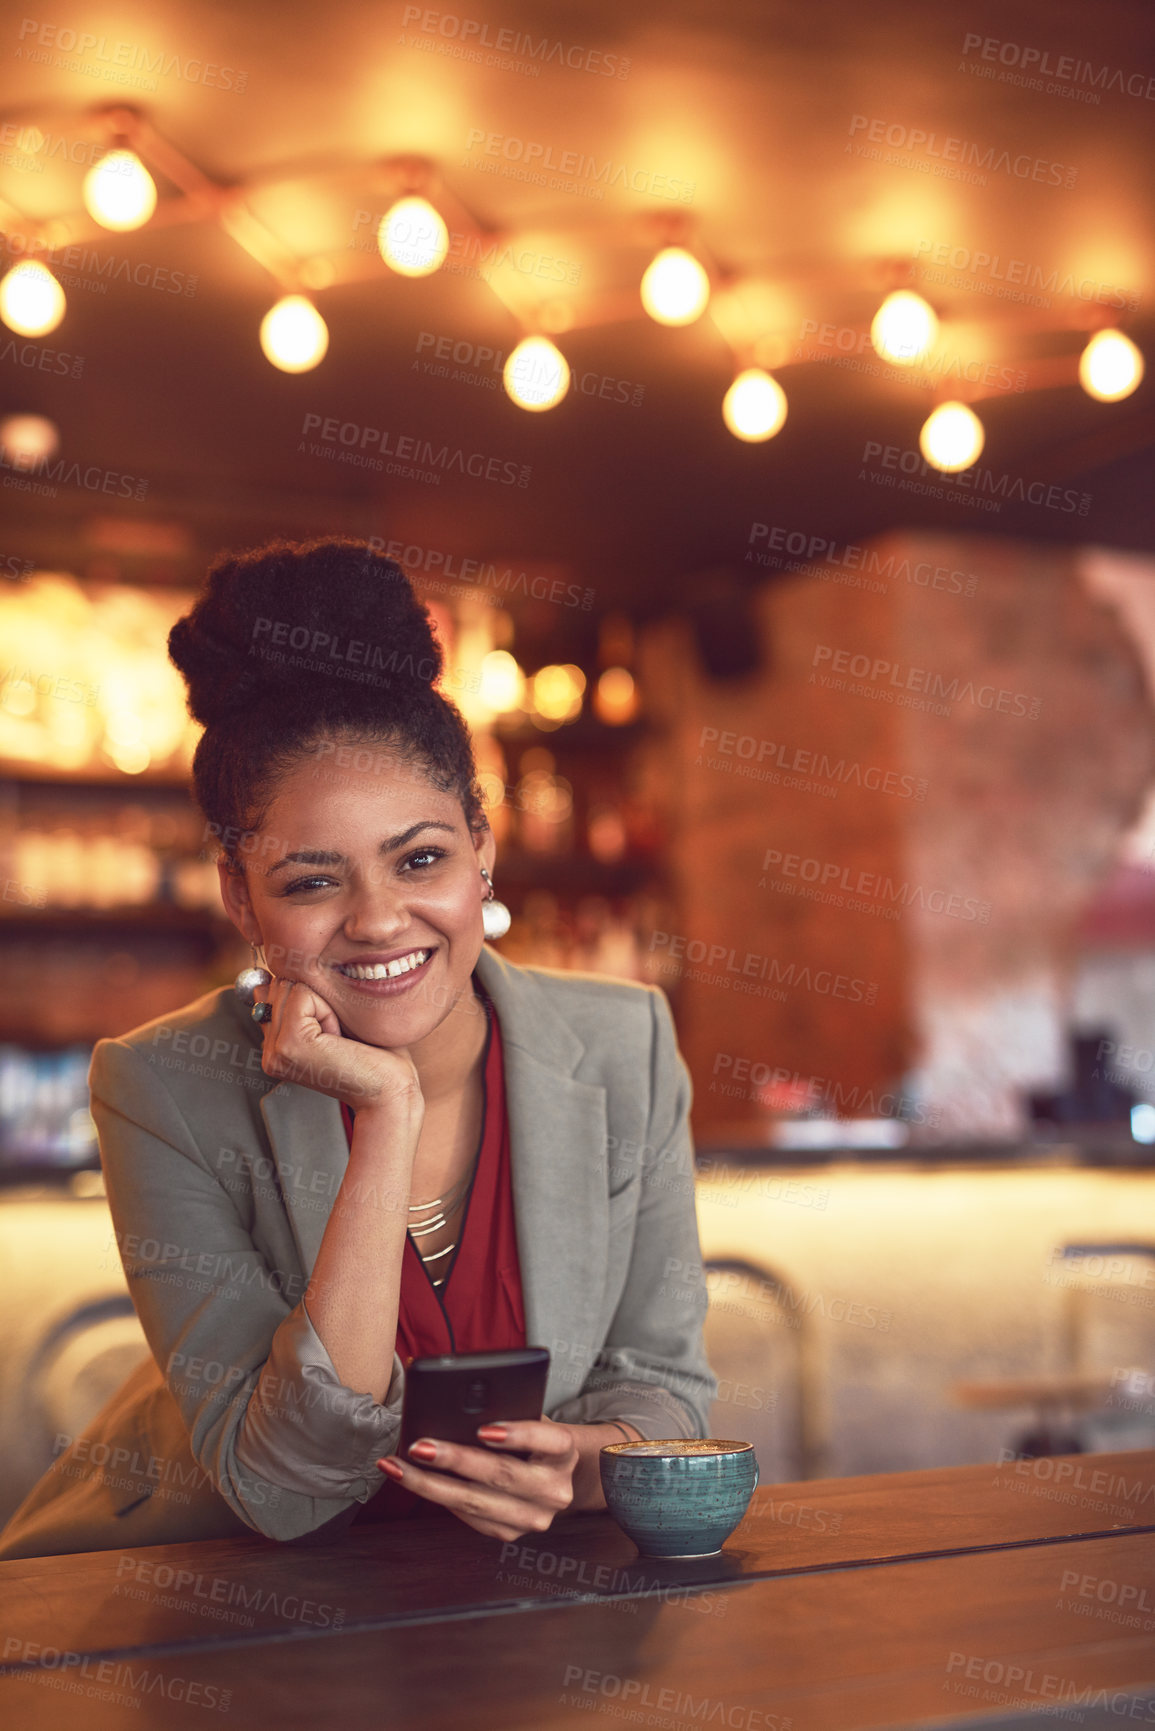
xmin=0 ymin=536 xmax=716 ymax=1560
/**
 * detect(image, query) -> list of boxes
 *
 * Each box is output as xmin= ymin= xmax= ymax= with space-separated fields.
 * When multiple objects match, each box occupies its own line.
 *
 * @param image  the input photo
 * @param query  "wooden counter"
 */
xmin=1 ymin=1450 xmax=1153 ymax=1729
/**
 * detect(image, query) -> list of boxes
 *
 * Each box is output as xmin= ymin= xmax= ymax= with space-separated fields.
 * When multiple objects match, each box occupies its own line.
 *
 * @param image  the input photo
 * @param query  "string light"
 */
xmin=0 ymin=116 xmax=1143 ymax=466
xmin=594 ymin=668 xmax=640 ymax=725
xmin=1078 ymin=329 xmax=1144 ymax=402
xmin=259 ymin=295 xmax=329 ymax=372
xmin=0 ymin=260 xmax=65 ymax=336
xmin=377 ymin=196 xmax=449 ymax=277
xmin=722 ymin=368 xmax=788 ymax=441
xmin=478 ymin=650 xmax=525 ymax=713
xmin=640 ymin=247 xmax=710 ymax=326
xmin=503 ymin=336 xmax=570 ymax=411
xmin=530 ymin=664 xmax=585 ymax=723
xmin=871 ymin=290 xmax=938 ymax=366
xmin=82 ymin=149 xmax=157 ymax=232
xmin=919 ymin=401 xmax=984 ymax=473
xmin=0 ymin=414 xmax=58 ymax=467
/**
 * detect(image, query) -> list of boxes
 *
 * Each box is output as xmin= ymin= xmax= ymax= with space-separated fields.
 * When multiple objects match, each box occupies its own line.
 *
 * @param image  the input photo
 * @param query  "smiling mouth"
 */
xmin=334 ymin=948 xmax=432 ymax=981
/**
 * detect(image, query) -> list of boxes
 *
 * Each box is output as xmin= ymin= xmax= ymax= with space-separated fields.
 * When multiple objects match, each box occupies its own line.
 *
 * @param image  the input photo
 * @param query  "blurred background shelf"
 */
xmin=0 ymin=905 xmax=229 ymax=932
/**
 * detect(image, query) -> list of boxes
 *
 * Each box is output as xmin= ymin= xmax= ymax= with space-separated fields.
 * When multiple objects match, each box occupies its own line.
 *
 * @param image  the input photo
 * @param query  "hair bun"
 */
xmin=168 ymin=536 xmax=441 ymax=729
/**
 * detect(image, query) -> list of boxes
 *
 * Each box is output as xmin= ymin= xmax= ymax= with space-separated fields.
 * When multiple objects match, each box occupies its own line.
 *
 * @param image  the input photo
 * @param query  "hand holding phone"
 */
xmin=399 ymin=1346 xmax=550 ymax=1459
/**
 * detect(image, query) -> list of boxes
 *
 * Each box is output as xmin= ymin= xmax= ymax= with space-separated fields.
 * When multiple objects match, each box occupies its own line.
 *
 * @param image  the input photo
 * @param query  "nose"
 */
xmin=341 ymin=865 xmax=414 ymax=944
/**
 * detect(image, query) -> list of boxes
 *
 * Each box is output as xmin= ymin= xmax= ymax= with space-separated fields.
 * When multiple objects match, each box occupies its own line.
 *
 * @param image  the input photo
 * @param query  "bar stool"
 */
xmin=702 ymin=1257 xmax=824 ymax=1481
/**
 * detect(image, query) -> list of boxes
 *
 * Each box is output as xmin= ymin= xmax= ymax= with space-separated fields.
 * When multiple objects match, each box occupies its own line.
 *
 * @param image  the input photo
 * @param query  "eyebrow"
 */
xmin=265 ymin=821 xmax=459 ymax=876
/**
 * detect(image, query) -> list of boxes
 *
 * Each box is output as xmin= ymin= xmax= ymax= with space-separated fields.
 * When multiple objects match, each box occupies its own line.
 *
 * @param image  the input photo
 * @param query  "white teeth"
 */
xmin=339 ymin=949 xmax=430 ymax=981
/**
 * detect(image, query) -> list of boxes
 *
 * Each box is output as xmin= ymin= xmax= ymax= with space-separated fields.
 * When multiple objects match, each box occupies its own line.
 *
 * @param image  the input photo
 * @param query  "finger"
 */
xmin=474 ymin=1419 xmax=575 ymax=1459
xmin=264 ymin=980 xmax=337 ymax=1079
xmin=254 ymin=975 xmax=293 ymax=1053
xmin=378 ymin=1455 xmax=554 ymax=1533
xmin=406 ymin=1438 xmax=561 ymax=1494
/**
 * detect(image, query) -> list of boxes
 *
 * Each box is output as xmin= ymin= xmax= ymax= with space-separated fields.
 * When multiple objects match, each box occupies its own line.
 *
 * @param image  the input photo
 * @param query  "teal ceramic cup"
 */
xmin=599 ymin=1439 xmax=759 ymax=1558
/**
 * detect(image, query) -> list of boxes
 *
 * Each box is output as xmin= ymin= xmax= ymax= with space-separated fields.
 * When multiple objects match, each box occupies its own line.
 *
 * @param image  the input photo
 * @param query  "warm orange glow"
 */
xmin=641 ymin=248 xmax=710 ymax=326
xmin=0 ymin=261 xmax=65 ymax=336
xmin=530 ymin=663 xmax=585 ymax=723
xmin=0 ymin=575 xmax=200 ymax=776
xmin=594 ymin=667 xmax=640 ymax=725
xmin=82 ymin=150 xmax=157 ymax=232
xmin=1079 ymin=329 xmax=1144 ymax=401
xmin=478 ymin=650 xmax=526 ymax=713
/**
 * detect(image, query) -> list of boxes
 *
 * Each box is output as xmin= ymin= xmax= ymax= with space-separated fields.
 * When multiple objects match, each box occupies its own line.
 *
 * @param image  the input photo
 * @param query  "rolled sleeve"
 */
xmin=234 ymin=1298 xmax=405 ymax=1498
xmin=89 ymin=1037 xmax=406 ymax=1540
xmin=550 ymin=1372 xmax=700 ymax=1439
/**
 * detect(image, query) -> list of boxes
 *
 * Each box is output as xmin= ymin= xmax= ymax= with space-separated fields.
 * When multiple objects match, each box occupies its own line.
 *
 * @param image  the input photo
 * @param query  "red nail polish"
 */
xmin=477 ymin=1425 xmax=507 ymax=1442
xmin=408 ymin=1441 xmax=437 ymax=1462
xmin=378 ymin=1458 xmax=404 ymax=1480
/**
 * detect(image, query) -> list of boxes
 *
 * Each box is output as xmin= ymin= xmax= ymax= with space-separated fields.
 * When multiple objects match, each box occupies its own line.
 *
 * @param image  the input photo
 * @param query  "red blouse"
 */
xmin=338 ymin=986 xmax=528 ymax=1522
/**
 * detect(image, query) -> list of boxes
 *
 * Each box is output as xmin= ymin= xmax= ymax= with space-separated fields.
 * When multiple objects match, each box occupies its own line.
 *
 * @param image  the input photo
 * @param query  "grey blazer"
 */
xmin=0 ymin=944 xmax=715 ymax=1559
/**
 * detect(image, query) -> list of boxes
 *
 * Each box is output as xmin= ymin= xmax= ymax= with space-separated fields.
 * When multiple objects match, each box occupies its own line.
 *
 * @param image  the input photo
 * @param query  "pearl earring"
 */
xmin=234 ymin=940 xmax=271 ymax=1003
xmin=480 ymin=867 xmax=511 ymax=940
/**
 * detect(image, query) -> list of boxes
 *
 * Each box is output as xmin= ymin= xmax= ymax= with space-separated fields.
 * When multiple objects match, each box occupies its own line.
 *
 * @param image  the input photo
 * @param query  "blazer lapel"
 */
xmin=256 ymin=947 xmax=610 ymax=1411
xmin=475 ymin=946 xmax=609 ymax=1409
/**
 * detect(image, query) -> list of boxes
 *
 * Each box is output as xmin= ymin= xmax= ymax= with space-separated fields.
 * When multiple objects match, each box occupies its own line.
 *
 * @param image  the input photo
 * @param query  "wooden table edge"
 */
xmin=3 ymin=1517 xmax=1154 ymax=1679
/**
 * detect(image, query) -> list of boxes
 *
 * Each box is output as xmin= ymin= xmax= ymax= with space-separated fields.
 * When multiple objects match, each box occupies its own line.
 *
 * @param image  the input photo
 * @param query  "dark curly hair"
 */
xmin=168 ymin=536 xmax=486 ymax=874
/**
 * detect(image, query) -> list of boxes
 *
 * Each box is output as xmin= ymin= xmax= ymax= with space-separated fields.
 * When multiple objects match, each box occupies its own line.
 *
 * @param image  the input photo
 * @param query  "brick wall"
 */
xmin=639 ymin=534 xmax=1155 ymax=1140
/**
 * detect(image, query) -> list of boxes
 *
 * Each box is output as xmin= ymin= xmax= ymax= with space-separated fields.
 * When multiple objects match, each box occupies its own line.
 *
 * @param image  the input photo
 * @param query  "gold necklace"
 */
xmin=407 ymin=1159 xmax=478 ymax=1287
xmin=407 ymin=992 xmax=490 ymax=1288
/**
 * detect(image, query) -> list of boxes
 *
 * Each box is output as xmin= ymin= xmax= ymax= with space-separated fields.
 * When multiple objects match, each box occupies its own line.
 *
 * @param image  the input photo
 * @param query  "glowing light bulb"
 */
xmin=82 ymin=149 xmax=157 ymax=232
xmin=1079 ymin=329 xmax=1144 ymax=402
xmin=594 ymin=667 xmax=640 ymax=725
xmin=640 ymin=247 xmax=710 ymax=326
xmin=503 ymin=336 xmax=570 ymax=411
xmin=377 ymin=196 xmax=449 ymax=277
xmin=919 ymin=401 xmax=984 ymax=473
xmin=0 ymin=414 xmax=58 ymax=467
xmin=0 ymin=260 xmax=65 ymax=335
xmin=871 ymin=290 xmax=938 ymax=366
xmin=259 ymin=296 xmax=329 ymax=373
xmin=479 ymin=650 xmax=525 ymax=712
xmin=722 ymin=368 xmax=788 ymax=441
xmin=530 ymin=663 xmax=585 ymax=723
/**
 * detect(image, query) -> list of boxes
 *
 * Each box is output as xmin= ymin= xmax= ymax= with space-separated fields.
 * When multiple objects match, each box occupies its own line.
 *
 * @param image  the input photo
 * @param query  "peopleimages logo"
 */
xmin=710 ymin=1052 xmax=937 ymax=1125
xmin=847 ymin=113 xmax=1077 ymax=189
xmin=368 ymin=537 xmax=595 ymax=611
xmin=960 ymin=32 xmax=1155 ymax=101
xmin=15 ymin=19 xmax=249 ymax=91
xmin=351 ymin=212 xmax=582 ymax=285
xmin=399 ymin=7 xmax=631 ymax=78
xmin=0 ymin=232 xmax=197 ymax=297
xmin=793 ymin=319 xmax=1027 ymax=394
xmin=298 ymin=412 xmax=531 ymax=487
xmin=860 ymin=438 xmax=1092 ymax=519
xmin=647 ymin=930 xmax=879 ymax=1005
xmin=811 ymin=643 xmax=1042 ymax=720
xmin=1 ymin=334 xmax=85 ymax=378
xmin=760 ymin=848 xmax=991 ymax=923
xmin=746 ymin=524 xmax=979 ymax=595
xmin=696 ymin=724 xmax=927 ymax=801
xmin=461 ymin=129 xmax=695 ymax=202
xmin=0 ymin=444 xmax=149 ymax=501
xmin=912 ymin=239 xmax=1139 ymax=312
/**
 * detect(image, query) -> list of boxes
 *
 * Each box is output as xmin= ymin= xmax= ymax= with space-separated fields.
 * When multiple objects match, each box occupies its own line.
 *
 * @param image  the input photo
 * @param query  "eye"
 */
xmin=279 ymin=875 xmax=337 ymax=896
xmin=404 ymin=846 xmax=448 ymax=870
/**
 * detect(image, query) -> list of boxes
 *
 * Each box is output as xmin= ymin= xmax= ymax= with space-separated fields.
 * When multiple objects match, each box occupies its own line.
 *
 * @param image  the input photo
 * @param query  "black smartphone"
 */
xmin=399 ymin=1346 xmax=551 ymax=1459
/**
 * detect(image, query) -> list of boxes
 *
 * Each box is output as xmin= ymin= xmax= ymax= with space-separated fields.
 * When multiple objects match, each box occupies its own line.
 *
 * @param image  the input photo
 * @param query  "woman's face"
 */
xmin=218 ymin=739 xmax=495 ymax=1050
